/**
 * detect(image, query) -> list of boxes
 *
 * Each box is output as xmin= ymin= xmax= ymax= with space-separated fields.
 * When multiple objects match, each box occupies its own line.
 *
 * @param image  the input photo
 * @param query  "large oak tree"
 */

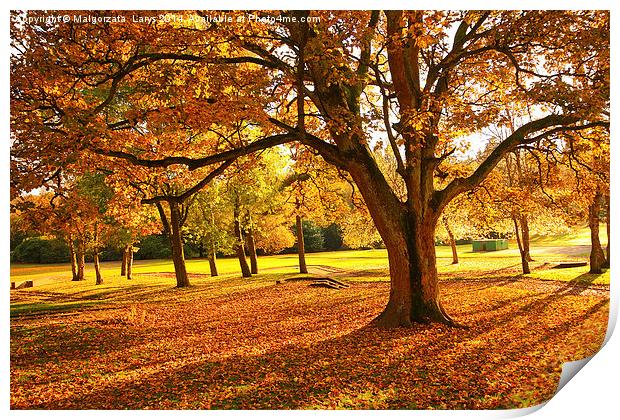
xmin=11 ymin=10 xmax=609 ymax=327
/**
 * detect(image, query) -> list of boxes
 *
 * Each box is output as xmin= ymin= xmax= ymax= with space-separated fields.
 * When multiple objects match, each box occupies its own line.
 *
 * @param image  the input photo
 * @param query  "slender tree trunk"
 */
xmin=512 ymin=215 xmax=530 ymax=274
xmin=208 ymin=244 xmax=218 ymax=277
xmin=75 ymin=238 xmax=85 ymax=281
xmin=233 ymin=199 xmax=251 ymax=278
xmin=126 ymin=245 xmax=134 ymax=280
xmin=121 ymin=245 xmax=128 ymax=276
xmin=169 ymin=201 xmax=191 ymax=287
xmin=94 ymin=251 xmax=104 ymax=285
xmin=296 ymin=214 xmax=308 ymax=274
xmin=246 ymin=225 xmax=259 ymax=275
xmin=603 ymin=194 xmax=610 ymax=269
xmin=207 ymin=210 xmax=219 ymax=277
xmin=156 ymin=202 xmax=170 ymax=237
xmin=295 ymin=24 xmax=309 ymax=274
xmin=92 ymin=226 xmax=103 ymax=285
xmin=67 ymin=234 xmax=79 ymax=281
xmin=520 ymin=214 xmax=534 ymax=262
xmin=442 ymin=217 xmax=458 ymax=264
xmin=589 ymin=190 xmax=606 ymax=274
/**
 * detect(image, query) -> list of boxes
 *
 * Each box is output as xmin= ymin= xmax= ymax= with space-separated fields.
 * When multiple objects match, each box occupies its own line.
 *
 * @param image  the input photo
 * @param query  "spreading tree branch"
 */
xmin=434 ymin=115 xmax=609 ymax=209
xmin=91 ymin=133 xmax=297 ymax=170
xmin=141 ymin=159 xmax=234 ymax=205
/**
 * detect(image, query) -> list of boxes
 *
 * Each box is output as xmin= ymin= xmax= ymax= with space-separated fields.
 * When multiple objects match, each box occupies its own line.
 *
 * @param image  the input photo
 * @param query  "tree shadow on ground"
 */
xmin=568 ymin=272 xmax=604 ymax=287
xmin=11 ymin=279 xmax=609 ymax=410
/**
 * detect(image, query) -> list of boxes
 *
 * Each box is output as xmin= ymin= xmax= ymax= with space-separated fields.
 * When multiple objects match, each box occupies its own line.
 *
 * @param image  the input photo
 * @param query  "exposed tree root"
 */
xmin=371 ymin=300 xmax=469 ymax=329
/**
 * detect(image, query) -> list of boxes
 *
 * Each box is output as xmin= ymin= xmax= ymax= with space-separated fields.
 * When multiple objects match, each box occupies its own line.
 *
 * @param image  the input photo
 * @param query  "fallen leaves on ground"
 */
xmin=10 ymin=276 xmax=608 ymax=409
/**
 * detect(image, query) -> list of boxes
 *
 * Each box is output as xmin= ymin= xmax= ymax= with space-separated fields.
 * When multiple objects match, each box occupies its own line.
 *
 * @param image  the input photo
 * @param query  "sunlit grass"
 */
xmin=10 ymin=225 xmax=609 ymax=316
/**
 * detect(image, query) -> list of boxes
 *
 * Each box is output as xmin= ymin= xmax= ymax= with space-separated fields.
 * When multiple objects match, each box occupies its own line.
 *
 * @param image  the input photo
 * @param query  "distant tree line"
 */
xmin=11 ymin=221 xmax=353 ymax=264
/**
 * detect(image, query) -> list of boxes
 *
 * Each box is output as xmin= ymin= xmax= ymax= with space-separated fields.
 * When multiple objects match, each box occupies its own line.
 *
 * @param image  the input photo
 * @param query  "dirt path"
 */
xmin=306 ymin=265 xmax=348 ymax=276
xmin=535 ymin=244 xmax=591 ymax=256
xmin=442 ymin=276 xmax=609 ymax=298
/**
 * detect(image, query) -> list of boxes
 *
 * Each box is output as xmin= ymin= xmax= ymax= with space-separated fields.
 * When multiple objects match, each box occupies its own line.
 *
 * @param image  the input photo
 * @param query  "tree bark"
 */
xmin=208 ymin=244 xmax=218 ymax=277
xmin=520 ymin=214 xmax=534 ymax=262
xmin=121 ymin=245 xmax=128 ymax=276
xmin=207 ymin=210 xmax=219 ymax=277
xmin=126 ymin=245 xmax=134 ymax=280
xmin=169 ymin=201 xmax=191 ymax=287
xmin=245 ymin=224 xmax=259 ymax=275
xmin=75 ymin=238 xmax=85 ymax=281
xmin=296 ymin=214 xmax=308 ymax=274
xmin=603 ymin=194 xmax=610 ymax=269
xmin=93 ymin=226 xmax=104 ymax=285
xmin=94 ymin=251 xmax=104 ymax=285
xmin=589 ymin=189 xmax=606 ymax=274
xmin=344 ymin=156 xmax=453 ymax=327
xmin=373 ymin=213 xmax=454 ymax=327
xmin=67 ymin=234 xmax=79 ymax=281
xmin=442 ymin=217 xmax=458 ymax=264
xmin=233 ymin=198 xmax=251 ymax=278
xmin=512 ymin=215 xmax=531 ymax=274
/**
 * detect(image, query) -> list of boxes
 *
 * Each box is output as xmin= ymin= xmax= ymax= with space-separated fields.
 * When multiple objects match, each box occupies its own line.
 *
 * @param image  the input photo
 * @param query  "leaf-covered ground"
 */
xmin=10 ymin=269 xmax=608 ymax=409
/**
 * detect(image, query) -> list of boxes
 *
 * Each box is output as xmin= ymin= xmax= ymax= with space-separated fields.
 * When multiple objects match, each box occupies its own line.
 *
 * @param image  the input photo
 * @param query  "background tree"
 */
xmin=104 ymin=194 xmax=160 ymax=280
xmin=551 ymin=127 xmax=610 ymax=273
xmin=184 ymin=182 xmax=235 ymax=277
xmin=76 ymin=173 xmax=118 ymax=285
xmin=435 ymin=198 xmax=475 ymax=265
xmin=220 ymin=149 xmax=292 ymax=276
xmin=282 ymin=145 xmax=351 ymax=273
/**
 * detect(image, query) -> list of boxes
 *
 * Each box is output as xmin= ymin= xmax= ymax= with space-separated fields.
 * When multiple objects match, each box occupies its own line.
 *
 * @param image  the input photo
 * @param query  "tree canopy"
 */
xmin=11 ymin=10 xmax=610 ymax=327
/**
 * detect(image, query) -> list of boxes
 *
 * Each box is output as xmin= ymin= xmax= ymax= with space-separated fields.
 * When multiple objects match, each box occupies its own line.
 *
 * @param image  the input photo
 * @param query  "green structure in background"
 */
xmin=472 ymin=239 xmax=509 ymax=252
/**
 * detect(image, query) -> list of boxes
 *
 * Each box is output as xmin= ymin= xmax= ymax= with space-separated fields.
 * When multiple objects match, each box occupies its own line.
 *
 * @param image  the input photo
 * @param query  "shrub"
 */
xmin=322 ymin=223 xmax=344 ymax=251
xmin=12 ymin=237 xmax=70 ymax=263
xmin=134 ymin=235 xmax=171 ymax=260
xmin=286 ymin=220 xmax=324 ymax=253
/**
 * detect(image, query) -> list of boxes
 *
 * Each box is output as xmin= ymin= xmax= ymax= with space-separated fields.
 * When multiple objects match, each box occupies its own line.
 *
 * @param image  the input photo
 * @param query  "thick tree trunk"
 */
xmin=75 ymin=239 xmax=85 ymax=281
xmin=246 ymin=226 xmax=259 ymax=275
xmin=296 ymin=214 xmax=308 ymax=274
xmin=121 ymin=245 xmax=128 ymax=276
xmin=67 ymin=235 xmax=79 ymax=281
xmin=373 ymin=215 xmax=453 ymax=327
xmin=442 ymin=218 xmax=458 ymax=264
xmin=589 ymin=190 xmax=606 ymax=274
xmin=233 ymin=201 xmax=251 ymax=278
xmin=305 ymin=26 xmax=453 ymax=327
xmin=126 ymin=245 xmax=134 ymax=280
xmin=342 ymin=153 xmax=454 ymax=328
xmin=512 ymin=216 xmax=531 ymax=274
xmin=169 ymin=201 xmax=191 ymax=287
xmin=94 ymin=251 xmax=104 ymax=285
xmin=208 ymin=245 xmax=218 ymax=277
